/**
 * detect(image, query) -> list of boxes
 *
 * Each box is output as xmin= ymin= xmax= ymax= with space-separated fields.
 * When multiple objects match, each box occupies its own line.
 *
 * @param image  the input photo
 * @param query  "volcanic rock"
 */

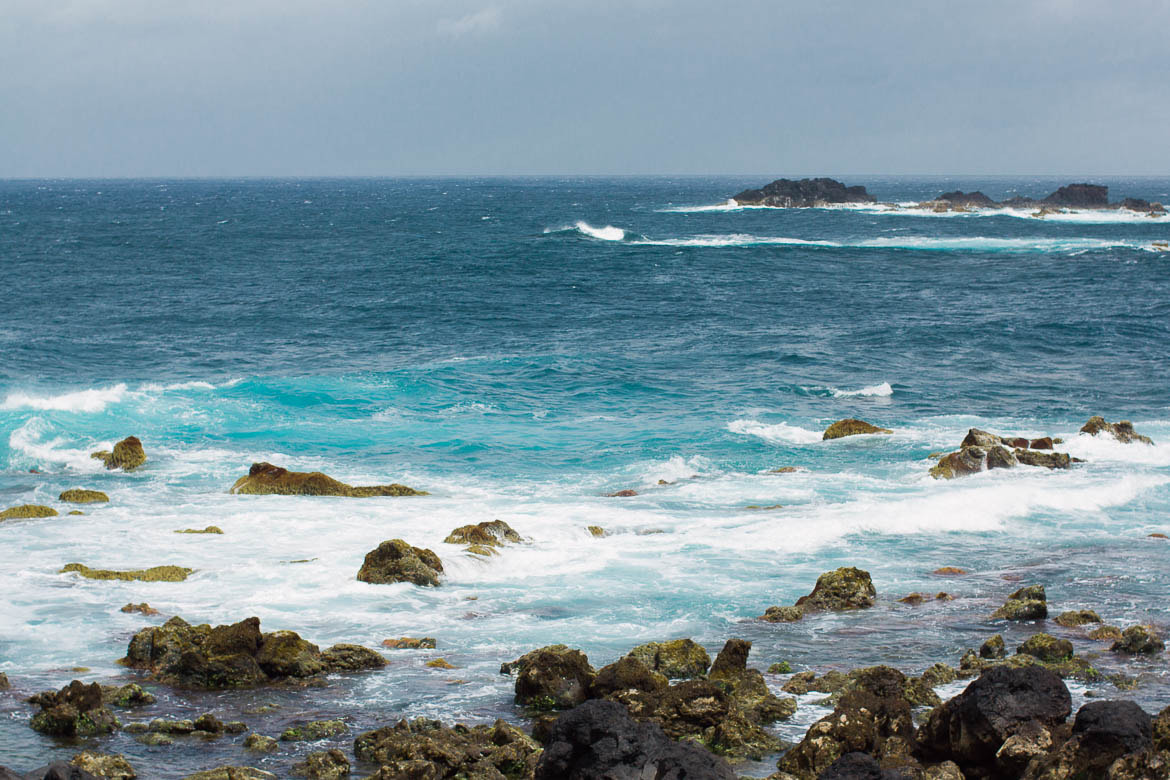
xmin=731 ymin=178 xmax=875 ymax=208
xmin=823 ymin=419 xmax=893 ymax=440
xmin=356 ymin=539 xmax=443 ymax=586
xmin=1080 ymin=416 xmax=1154 ymax=445
xmin=355 ymin=717 xmax=540 ymax=778
xmin=230 ymin=461 xmax=426 ymax=497
xmin=91 ymin=436 xmax=146 ymax=471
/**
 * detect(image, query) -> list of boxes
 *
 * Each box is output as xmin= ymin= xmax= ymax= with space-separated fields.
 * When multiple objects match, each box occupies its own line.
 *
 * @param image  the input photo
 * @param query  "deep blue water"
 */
xmin=1 ymin=177 xmax=1168 ymax=777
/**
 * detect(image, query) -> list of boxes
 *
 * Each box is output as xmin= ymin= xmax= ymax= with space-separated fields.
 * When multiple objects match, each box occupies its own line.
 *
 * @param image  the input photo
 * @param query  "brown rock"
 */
xmin=91 ymin=436 xmax=147 ymax=471
xmin=823 ymin=418 xmax=893 ymax=440
xmin=230 ymin=462 xmax=426 ymax=497
xmin=356 ymin=539 xmax=443 ymax=587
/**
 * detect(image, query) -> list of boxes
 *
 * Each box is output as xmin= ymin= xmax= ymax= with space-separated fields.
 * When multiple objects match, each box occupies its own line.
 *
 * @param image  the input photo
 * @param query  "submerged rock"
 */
xmin=280 ymin=719 xmax=346 ymax=742
xmin=993 ymin=584 xmax=1048 ymax=621
xmin=1112 ymin=625 xmax=1165 ymax=655
xmin=1080 ymin=416 xmax=1154 ymax=445
xmin=175 ymin=526 xmax=223 ymax=534
xmin=181 ymin=768 xmax=276 ymax=780
xmin=230 ymin=462 xmax=426 ymax=497
xmin=626 ymin=638 xmax=711 ymax=680
xmin=731 ymin=178 xmax=875 ymax=208
xmin=0 ymin=504 xmax=58 ymax=521
xmin=502 ymin=644 xmax=596 ymax=710
xmin=1054 ymin=609 xmax=1101 ymax=627
xmin=103 ymin=683 xmax=155 ymax=708
xmin=381 ymin=637 xmax=436 ymax=650
xmin=120 ymin=603 xmax=160 ymax=616
xmin=356 ymin=539 xmax=443 ymax=586
xmin=290 ymin=750 xmax=349 ymax=780
xmin=59 ymin=489 xmax=109 ymax=504
xmin=534 ymin=699 xmax=736 ymax=779
xmin=443 ymin=519 xmax=522 ymax=547
xmin=1013 ymin=449 xmax=1073 ymax=469
xmin=6 ymin=764 xmax=103 ymax=780
xmin=823 ymin=419 xmax=893 ymax=440
xmin=29 ymin=681 xmax=120 ymax=737
xmin=61 ymin=563 xmax=192 ymax=582
xmin=91 ymin=436 xmax=146 ymax=471
xmin=355 ymin=717 xmax=540 ymax=778
xmin=243 ymin=733 xmax=278 ymax=753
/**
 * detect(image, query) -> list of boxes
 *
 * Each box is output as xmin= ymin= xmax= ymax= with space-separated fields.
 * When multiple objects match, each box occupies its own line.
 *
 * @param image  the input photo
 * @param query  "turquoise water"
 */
xmin=1 ymin=177 xmax=1168 ymax=776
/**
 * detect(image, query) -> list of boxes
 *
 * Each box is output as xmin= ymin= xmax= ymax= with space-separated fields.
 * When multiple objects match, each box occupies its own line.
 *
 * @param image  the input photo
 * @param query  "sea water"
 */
xmin=1 ymin=177 xmax=1168 ymax=776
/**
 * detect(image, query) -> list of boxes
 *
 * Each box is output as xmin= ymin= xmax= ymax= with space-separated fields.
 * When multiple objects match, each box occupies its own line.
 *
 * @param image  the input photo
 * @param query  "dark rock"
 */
xmin=1054 ymin=609 xmax=1101 ymax=628
xmin=760 ymin=605 xmax=806 ymax=622
xmin=606 ymin=489 xmax=638 ymax=497
xmin=1013 ymin=449 xmax=1072 ymax=469
xmin=1030 ymin=437 xmax=1054 ymax=450
xmin=356 ymin=539 xmax=443 ymax=586
xmin=14 ymin=764 xmax=102 ymax=780
xmin=533 ymin=699 xmax=736 ymax=779
xmin=193 ymin=713 xmax=224 ymax=734
xmin=937 ymin=191 xmax=998 ymax=208
xmin=626 ymin=639 xmax=710 ymax=679
xmin=1080 ymin=416 xmax=1154 ymax=445
xmin=69 ymin=752 xmax=135 ymax=780
xmin=930 ymin=447 xmax=986 ymax=480
xmin=1043 ymin=183 xmax=1108 ymax=208
xmin=980 ymin=635 xmax=1007 ymax=659
xmin=355 ymin=717 xmax=540 ymax=779
xmin=290 ymin=749 xmax=349 ymax=780
xmin=180 ymin=768 xmax=276 ymax=780
xmin=589 ymin=656 xmax=667 ymax=699
xmin=823 ymin=419 xmax=893 ymax=440
xmin=256 ymin=630 xmax=324 ymax=677
xmin=795 ymin=567 xmax=876 ymax=612
xmin=320 ymin=643 xmax=387 ymax=672
xmin=1112 ymin=625 xmax=1164 ymax=655
xmin=1022 ymin=700 xmax=1153 ymax=779
xmin=28 ymin=681 xmax=119 ymax=737
xmin=280 ymin=719 xmax=346 ymax=742
xmin=104 ymin=683 xmax=154 ymax=708
xmin=708 ymin=639 xmax=799 ymax=722
xmin=0 ymin=672 xmax=8 ymax=690
xmin=91 ymin=436 xmax=146 ymax=471
xmin=230 ymin=461 xmax=426 ymax=497
xmin=917 ymin=665 xmax=1071 ymax=775
xmin=503 ymin=645 xmax=596 ymax=710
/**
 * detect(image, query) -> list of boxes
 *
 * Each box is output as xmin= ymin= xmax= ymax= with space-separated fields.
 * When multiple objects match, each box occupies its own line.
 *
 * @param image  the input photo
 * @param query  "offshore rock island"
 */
xmin=732 ymin=178 xmax=1167 ymax=215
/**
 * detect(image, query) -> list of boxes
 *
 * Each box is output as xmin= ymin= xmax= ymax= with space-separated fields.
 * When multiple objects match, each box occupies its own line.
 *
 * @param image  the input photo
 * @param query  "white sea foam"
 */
xmin=830 ymin=382 xmax=894 ymax=398
xmin=544 ymin=222 xmax=627 ymax=241
xmin=656 ymin=199 xmax=775 ymax=213
xmin=7 ymin=418 xmax=105 ymax=472
xmin=1 ymin=384 xmax=128 ymax=413
xmin=727 ymin=419 xmax=823 ymax=444
xmin=727 ymin=200 xmax=1170 ymax=224
xmin=629 ymin=234 xmax=1153 ymax=253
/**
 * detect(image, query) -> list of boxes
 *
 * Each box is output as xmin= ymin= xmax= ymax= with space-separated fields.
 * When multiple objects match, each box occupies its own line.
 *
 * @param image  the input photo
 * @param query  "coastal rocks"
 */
xmin=180 ymin=768 xmax=276 ymax=780
xmin=122 ymin=615 xmax=380 ymax=689
xmin=1111 ymin=625 xmax=1164 ymax=655
xmin=936 ymin=190 xmax=999 ymax=208
xmin=70 ymin=753 xmax=135 ymax=780
xmin=120 ymin=603 xmax=160 ymax=616
xmin=930 ymin=428 xmax=1077 ymax=479
xmin=4 ymin=765 xmax=103 ymax=780
xmin=993 ymin=584 xmax=1048 ymax=621
xmin=534 ymin=699 xmax=736 ymax=780
xmin=175 ymin=526 xmax=223 ymax=534
xmin=980 ymin=635 xmax=1007 ymax=659
xmin=761 ymin=567 xmax=876 ymax=623
xmin=0 ymin=504 xmax=58 ymax=520
xmin=775 ymin=666 xmax=920 ymax=777
xmin=356 ymin=539 xmax=443 ymax=586
xmin=1080 ymin=416 xmax=1154 ymax=445
xmin=627 ymin=638 xmax=711 ymax=679
xmin=708 ymin=639 xmax=799 ymax=722
xmin=61 ymin=563 xmax=192 ymax=582
xmin=502 ymin=644 xmax=596 ymax=710
xmin=229 ymin=462 xmax=426 ymax=497
xmin=822 ymin=419 xmax=892 ymax=440
xmin=103 ymin=683 xmax=155 ymax=707
xmin=280 ymin=719 xmax=347 ymax=742
xmin=354 ymin=717 xmax=540 ymax=778
xmin=1013 ymin=450 xmax=1073 ymax=469
xmin=1022 ymin=700 xmax=1154 ymax=780
xmin=290 ymin=750 xmax=349 ymax=780
xmin=1054 ymin=609 xmax=1101 ymax=627
xmin=59 ymin=489 xmax=109 ymax=504
xmin=1018 ymin=634 xmax=1074 ymax=664
xmin=28 ymin=681 xmax=120 ymax=737
xmin=243 ymin=733 xmax=278 ymax=753
xmin=588 ymin=656 xmax=668 ymax=699
xmin=917 ymin=665 xmax=1071 ymax=775
xmin=731 ymin=178 xmax=875 ymax=208
xmin=443 ymin=519 xmax=522 ymax=547
xmin=1044 ymin=183 xmax=1109 ymax=208
xmin=91 ymin=436 xmax=146 ymax=472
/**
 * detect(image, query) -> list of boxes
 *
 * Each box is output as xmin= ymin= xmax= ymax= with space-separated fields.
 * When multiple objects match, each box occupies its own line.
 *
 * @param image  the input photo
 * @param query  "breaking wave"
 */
xmin=727 ymin=419 xmax=823 ymax=444
xmin=544 ymin=221 xmax=627 ymax=241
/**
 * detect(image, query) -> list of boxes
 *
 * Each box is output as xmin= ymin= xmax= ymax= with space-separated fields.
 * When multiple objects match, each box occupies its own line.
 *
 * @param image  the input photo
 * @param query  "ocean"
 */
xmin=1 ymin=176 xmax=1168 ymax=776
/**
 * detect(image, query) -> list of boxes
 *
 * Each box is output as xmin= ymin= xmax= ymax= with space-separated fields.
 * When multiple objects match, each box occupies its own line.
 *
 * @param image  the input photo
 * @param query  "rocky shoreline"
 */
xmin=1 ymin=423 xmax=1166 ymax=779
xmin=730 ymin=178 xmax=1168 ymax=217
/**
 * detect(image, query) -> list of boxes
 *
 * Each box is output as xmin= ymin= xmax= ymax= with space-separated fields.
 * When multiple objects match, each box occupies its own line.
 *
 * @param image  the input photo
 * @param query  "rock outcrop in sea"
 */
xmin=930 ymin=428 xmax=1079 ymax=479
xmin=925 ymin=183 xmax=1166 ymax=214
xmin=91 ymin=436 xmax=147 ymax=471
xmin=731 ymin=178 xmax=876 ymax=208
xmin=357 ymin=539 xmax=444 ymax=586
xmin=760 ymin=566 xmax=876 ymax=622
xmin=230 ymin=462 xmax=426 ymax=497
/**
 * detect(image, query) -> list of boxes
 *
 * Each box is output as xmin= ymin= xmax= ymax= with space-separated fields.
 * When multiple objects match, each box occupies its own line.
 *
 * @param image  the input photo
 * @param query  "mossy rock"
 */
xmin=175 ymin=526 xmax=224 ymax=534
xmin=992 ymin=584 xmax=1047 ymax=620
xmin=823 ymin=418 xmax=893 ymax=440
xmin=381 ymin=637 xmax=436 ymax=650
xmin=59 ymin=489 xmax=109 ymax=504
xmin=181 ymin=768 xmax=277 ymax=780
xmin=357 ymin=539 xmax=443 ymax=587
xmin=759 ymin=605 xmax=804 ymax=622
xmin=29 ymin=681 xmax=120 ymax=737
xmin=104 ymin=683 xmax=155 ymax=707
xmin=121 ymin=602 xmax=160 ymax=616
xmin=586 ymin=525 xmax=607 ymax=537
xmin=465 ymin=544 xmax=497 ymax=556
xmin=1112 ymin=625 xmax=1165 ymax=655
xmin=71 ymin=751 xmax=136 ymax=780
xmin=627 ymin=638 xmax=711 ymax=680
xmin=256 ymin=631 xmax=324 ymax=677
xmin=980 ymin=634 xmax=1007 ymax=659
xmin=1089 ymin=625 xmax=1124 ymax=641
xmin=320 ymin=643 xmax=387 ymax=672
xmin=280 ymin=718 xmax=347 ymax=741
xmin=91 ymin=436 xmax=147 ymax=471
xmin=230 ymin=461 xmax=425 ymax=497
xmin=795 ymin=566 xmax=876 ymax=612
xmin=62 ymin=563 xmax=192 ymax=582
xmin=243 ymin=733 xmax=279 ymax=752
xmin=0 ymin=504 xmax=58 ymax=520
xmin=1080 ymin=416 xmax=1153 ymax=445
xmin=502 ymin=644 xmax=596 ymax=710
xmin=444 ymin=519 xmax=521 ymax=547
xmin=426 ymin=658 xmax=456 ymax=669
xmin=1054 ymin=609 xmax=1101 ymax=627
xmin=767 ymin=661 xmax=792 ymax=674
xmin=1017 ymin=633 xmax=1074 ymax=663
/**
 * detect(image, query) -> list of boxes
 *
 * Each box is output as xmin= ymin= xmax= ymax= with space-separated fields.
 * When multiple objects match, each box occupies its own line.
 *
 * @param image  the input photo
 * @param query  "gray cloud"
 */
xmin=2 ymin=0 xmax=1167 ymax=176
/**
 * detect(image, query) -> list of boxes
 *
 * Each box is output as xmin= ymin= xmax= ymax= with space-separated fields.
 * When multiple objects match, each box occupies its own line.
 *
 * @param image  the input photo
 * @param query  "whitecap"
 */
xmin=831 ymin=382 xmax=894 ymax=398
xmin=7 ymin=418 xmax=105 ymax=472
xmin=727 ymin=419 xmax=823 ymax=444
xmin=0 ymin=384 xmax=128 ymax=413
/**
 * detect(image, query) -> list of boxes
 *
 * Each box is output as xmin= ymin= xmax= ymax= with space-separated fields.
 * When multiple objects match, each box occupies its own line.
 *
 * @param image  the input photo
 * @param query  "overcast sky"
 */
xmin=2 ymin=0 xmax=1168 ymax=177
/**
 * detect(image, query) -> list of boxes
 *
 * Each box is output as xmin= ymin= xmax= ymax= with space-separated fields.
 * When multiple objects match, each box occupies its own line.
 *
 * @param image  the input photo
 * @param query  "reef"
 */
xmin=731 ymin=178 xmax=875 ymax=207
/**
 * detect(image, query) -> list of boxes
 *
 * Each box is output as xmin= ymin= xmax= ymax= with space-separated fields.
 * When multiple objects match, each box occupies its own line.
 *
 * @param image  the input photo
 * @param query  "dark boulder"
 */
xmin=28 ymin=681 xmax=119 ymax=737
xmin=1021 ymin=700 xmax=1153 ymax=779
xmin=1112 ymin=625 xmax=1164 ymax=655
xmin=796 ymin=567 xmax=877 ymax=612
xmin=534 ymin=699 xmax=736 ymax=779
xmin=626 ymin=639 xmax=710 ymax=679
xmin=1013 ymin=449 xmax=1072 ymax=469
xmin=1043 ymin=183 xmax=1109 ymax=208
xmin=992 ymin=585 xmax=1047 ymax=621
xmin=732 ymin=178 xmax=875 ymax=208
xmin=589 ymin=656 xmax=668 ymax=699
xmin=356 ymin=539 xmax=443 ymax=586
xmin=230 ymin=461 xmax=426 ymax=497
xmin=353 ymin=717 xmax=539 ymax=779
xmin=937 ymin=191 xmax=998 ymax=208
xmin=10 ymin=765 xmax=102 ymax=780
xmin=1080 ymin=417 xmax=1154 ymax=445
xmin=917 ymin=665 xmax=1071 ymax=775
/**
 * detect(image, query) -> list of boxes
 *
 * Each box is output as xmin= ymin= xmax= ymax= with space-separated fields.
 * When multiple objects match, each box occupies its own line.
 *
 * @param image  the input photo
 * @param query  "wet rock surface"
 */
xmin=91 ymin=436 xmax=147 ymax=471
xmin=356 ymin=539 xmax=443 ymax=586
xmin=230 ymin=462 xmax=425 ymax=497
xmin=822 ymin=419 xmax=893 ymax=440
xmin=355 ymin=717 xmax=540 ymax=778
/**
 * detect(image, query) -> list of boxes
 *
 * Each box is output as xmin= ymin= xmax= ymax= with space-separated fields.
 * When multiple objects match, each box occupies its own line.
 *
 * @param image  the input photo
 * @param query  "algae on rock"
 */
xmin=59 ymin=489 xmax=110 ymax=504
xmin=62 ymin=563 xmax=192 ymax=582
xmin=822 ymin=419 xmax=893 ymax=440
xmin=0 ymin=504 xmax=58 ymax=521
xmin=230 ymin=461 xmax=425 ymax=497
xmin=92 ymin=436 xmax=147 ymax=471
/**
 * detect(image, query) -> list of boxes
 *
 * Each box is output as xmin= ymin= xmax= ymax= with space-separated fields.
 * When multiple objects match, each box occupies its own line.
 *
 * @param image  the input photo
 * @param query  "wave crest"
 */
xmin=831 ymin=382 xmax=894 ymax=398
xmin=1 ymin=384 xmax=129 ymax=413
xmin=727 ymin=419 xmax=823 ymax=444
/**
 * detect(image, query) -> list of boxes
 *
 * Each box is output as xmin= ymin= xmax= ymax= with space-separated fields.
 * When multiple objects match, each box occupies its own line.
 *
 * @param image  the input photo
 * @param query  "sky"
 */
xmin=2 ymin=0 xmax=1168 ymax=177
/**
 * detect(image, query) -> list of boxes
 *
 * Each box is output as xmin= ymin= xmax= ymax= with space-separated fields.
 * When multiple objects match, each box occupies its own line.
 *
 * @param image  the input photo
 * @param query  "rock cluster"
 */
xmin=354 ymin=717 xmax=540 ymax=779
xmin=926 ymin=183 xmax=1166 ymax=215
xmin=760 ymin=566 xmax=876 ymax=622
xmin=930 ymin=428 xmax=1077 ymax=479
xmin=121 ymin=615 xmax=385 ymax=689
xmin=731 ymin=178 xmax=875 ymax=208
xmin=1081 ymin=416 xmax=1154 ymax=445
xmin=27 ymin=681 xmax=120 ymax=737
xmin=230 ymin=462 xmax=426 ymax=497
